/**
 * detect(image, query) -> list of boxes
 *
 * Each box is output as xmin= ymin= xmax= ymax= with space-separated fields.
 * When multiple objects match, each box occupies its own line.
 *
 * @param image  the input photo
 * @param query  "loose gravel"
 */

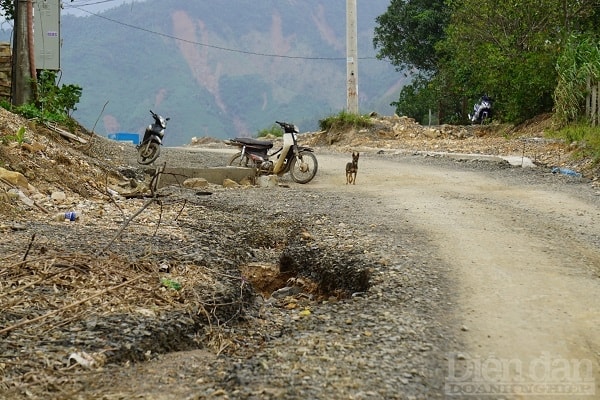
xmin=3 ymin=130 xmax=598 ymax=400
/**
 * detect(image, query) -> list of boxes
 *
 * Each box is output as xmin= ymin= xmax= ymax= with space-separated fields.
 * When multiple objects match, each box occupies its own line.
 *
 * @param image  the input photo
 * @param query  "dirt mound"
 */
xmin=0 ymin=108 xmax=142 ymax=220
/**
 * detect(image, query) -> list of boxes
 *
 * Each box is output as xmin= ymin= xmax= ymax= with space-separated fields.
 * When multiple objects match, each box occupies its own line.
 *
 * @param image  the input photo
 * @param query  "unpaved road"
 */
xmin=310 ymin=150 xmax=600 ymax=398
xmin=19 ymin=146 xmax=598 ymax=399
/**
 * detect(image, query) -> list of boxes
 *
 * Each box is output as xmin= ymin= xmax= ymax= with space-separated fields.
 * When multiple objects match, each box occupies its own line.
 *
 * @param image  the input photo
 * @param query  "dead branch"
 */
xmin=0 ymin=253 xmax=18 ymax=262
xmin=1 ymin=256 xmax=50 ymax=275
xmin=1 ymin=266 xmax=76 ymax=299
xmin=44 ymin=122 xmax=88 ymax=144
xmin=0 ymin=275 xmax=143 ymax=336
xmin=22 ymin=233 xmax=36 ymax=261
xmin=96 ymin=197 xmax=156 ymax=255
xmin=96 ymin=164 xmax=167 ymax=254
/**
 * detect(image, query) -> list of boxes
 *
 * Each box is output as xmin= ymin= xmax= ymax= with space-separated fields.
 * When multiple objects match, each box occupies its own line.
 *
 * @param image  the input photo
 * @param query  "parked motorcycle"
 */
xmin=226 ymin=121 xmax=318 ymax=184
xmin=137 ymin=110 xmax=170 ymax=165
xmin=469 ymin=95 xmax=492 ymax=124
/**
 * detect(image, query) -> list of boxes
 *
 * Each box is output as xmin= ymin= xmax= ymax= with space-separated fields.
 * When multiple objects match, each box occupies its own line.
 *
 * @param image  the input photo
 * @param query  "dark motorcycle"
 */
xmin=226 ymin=121 xmax=318 ymax=184
xmin=469 ymin=95 xmax=492 ymax=124
xmin=137 ymin=110 xmax=169 ymax=165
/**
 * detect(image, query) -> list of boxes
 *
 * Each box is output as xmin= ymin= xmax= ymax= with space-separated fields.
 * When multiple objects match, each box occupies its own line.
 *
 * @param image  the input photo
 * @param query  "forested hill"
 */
xmin=57 ymin=0 xmax=404 ymax=145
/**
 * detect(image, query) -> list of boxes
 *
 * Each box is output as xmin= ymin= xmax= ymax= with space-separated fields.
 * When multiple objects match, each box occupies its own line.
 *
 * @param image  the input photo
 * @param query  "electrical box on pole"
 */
xmin=346 ymin=0 xmax=358 ymax=114
xmin=34 ymin=0 xmax=61 ymax=71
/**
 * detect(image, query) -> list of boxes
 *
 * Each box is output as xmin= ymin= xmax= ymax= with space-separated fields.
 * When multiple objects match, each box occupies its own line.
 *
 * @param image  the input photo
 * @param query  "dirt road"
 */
xmin=310 ymin=150 xmax=600 ymax=398
xmin=5 ymin=143 xmax=599 ymax=399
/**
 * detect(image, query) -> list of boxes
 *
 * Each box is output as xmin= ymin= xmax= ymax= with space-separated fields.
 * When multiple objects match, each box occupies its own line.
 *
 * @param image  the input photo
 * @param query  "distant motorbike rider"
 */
xmin=469 ymin=94 xmax=492 ymax=124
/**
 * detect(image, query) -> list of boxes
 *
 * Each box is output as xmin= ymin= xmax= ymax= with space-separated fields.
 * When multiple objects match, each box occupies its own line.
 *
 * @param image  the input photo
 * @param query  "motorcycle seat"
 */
xmin=231 ymin=137 xmax=274 ymax=149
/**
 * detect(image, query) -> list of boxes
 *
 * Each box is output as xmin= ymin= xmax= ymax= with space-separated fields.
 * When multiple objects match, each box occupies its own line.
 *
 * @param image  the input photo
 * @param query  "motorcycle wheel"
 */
xmin=137 ymin=141 xmax=160 ymax=165
xmin=228 ymin=152 xmax=256 ymax=168
xmin=290 ymin=150 xmax=318 ymax=184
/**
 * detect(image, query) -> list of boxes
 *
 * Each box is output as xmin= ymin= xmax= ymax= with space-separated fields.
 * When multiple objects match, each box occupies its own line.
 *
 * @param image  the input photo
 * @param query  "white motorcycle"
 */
xmin=469 ymin=95 xmax=492 ymax=124
xmin=226 ymin=121 xmax=318 ymax=184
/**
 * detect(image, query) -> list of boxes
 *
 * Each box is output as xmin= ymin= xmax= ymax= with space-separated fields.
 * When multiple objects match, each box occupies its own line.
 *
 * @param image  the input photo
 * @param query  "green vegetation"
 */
xmin=548 ymin=123 xmax=600 ymax=163
xmin=160 ymin=278 xmax=182 ymax=291
xmin=36 ymin=71 xmax=82 ymax=118
xmin=374 ymin=0 xmax=599 ymax=126
xmin=257 ymin=124 xmax=283 ymax=138
xmin=554 ymin=35 xmax=600 ymax=127
xmin=318 ymin=110 xmax=373 ymax=131
xmin=0 ymin=71 xmax=82 ymax=128
xmin=0 ymin=0 xmax=14 ymax=20
xmin=0 ymin=126 xmax=26 ymax=145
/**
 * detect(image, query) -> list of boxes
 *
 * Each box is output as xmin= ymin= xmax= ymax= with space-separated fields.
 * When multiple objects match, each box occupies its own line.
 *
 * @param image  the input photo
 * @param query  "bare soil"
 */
xmin=1 ymin=110 xmax=600 ymax=399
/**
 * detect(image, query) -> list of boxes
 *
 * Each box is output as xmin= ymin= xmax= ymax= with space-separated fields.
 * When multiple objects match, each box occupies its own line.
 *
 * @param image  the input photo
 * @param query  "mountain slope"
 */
xmin=60 ymin=0 xmax=404 ymax=145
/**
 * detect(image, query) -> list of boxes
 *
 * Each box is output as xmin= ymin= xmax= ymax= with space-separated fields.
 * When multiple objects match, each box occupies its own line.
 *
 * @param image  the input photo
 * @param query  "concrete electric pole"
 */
xmin=346 ymin=0 xmax=358 ymax=114
xmin=12 ymin=0 xmax=34 ymax=105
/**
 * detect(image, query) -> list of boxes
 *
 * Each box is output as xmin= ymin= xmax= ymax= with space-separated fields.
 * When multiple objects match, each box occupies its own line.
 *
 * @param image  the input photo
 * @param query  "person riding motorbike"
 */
xmin=469 ymin=94 xmax=492 ymax=124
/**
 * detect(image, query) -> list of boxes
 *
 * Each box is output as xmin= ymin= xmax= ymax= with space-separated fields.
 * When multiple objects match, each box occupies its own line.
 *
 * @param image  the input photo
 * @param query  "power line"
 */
xmin=64 ymin=0 xmax=124 ymax=6
xmin=66 ymin=5 xmax=378 ymax=61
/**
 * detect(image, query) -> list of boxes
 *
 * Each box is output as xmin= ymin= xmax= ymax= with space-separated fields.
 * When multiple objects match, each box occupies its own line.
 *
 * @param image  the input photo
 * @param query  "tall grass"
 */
xmin=256 ymin=124 xmax=283 ymax=138
xmin=549 ymin=122 xmax=600 ymax=163
xmin=318 ymin=110 xmax=372 ymax=131
xmin=553 ymin=35 xmax=600 ymax=126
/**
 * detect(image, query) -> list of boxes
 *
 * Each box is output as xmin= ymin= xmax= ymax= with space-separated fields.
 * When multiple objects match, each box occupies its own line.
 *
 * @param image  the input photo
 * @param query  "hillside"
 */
xmin=57 ymin=0 xmax=404 ymax=145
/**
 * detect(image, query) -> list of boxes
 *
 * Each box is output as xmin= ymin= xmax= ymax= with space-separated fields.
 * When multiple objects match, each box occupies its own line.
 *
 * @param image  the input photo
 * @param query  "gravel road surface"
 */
xmin=2 ymin=143 xmax=600 ymax=400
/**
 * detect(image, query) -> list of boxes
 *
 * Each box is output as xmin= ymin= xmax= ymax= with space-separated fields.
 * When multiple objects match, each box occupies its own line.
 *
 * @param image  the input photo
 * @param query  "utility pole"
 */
xmin=12 ymin=0 xmax=33 ymax=105
xmin=346 ymin=0 xmax=358 ymax=114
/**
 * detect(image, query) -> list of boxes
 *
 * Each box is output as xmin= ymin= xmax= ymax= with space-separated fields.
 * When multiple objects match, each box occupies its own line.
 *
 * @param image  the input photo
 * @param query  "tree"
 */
xmin=392 ymin=76 xmax=433 ymax=123
xmin=373 ymin=0 xmax=450 ymax=73
xmin=440 ymin=0 xmax=587 ymax=122
xmin=0 ymin=0 xmax=14 ymax=21
xmin=373 ymin=0 xmax=451 ymax=122
xmin=375 ymin=0 xmax=600 ymax=124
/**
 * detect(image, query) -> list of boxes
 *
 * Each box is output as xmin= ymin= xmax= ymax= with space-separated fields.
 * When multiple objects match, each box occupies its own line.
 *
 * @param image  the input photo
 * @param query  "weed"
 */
xmin=0 ymin=70 xmax=81 ymax=128
xmin=1 ymin=126 xmax=26 ymax=145
xmin=257 ymin=124 xmax=283 ymax=138
xmin=160 ymin=278 xmax=182 ymax=291
xmin=318 ymin=110 xmax=372 ymax=131
xmin=550 ymin=122 xmax=600 ymax=164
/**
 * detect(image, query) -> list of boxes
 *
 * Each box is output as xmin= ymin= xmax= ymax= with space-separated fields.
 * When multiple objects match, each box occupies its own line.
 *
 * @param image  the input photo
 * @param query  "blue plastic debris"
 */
xmin=551 ymin=167 xmax=582 ymax=178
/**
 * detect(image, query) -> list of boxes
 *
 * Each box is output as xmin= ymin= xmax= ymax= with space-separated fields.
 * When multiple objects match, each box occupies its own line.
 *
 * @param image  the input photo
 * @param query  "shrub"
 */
xmin=318 ymin=110 xmax=372 ymax=131
xmin=0 ymin=70 xmax=82 ymax=128
xmin=0 ymin=126 xmax=26 ymax=145
xmin=257 ymin=124 xmax=283 ymax=138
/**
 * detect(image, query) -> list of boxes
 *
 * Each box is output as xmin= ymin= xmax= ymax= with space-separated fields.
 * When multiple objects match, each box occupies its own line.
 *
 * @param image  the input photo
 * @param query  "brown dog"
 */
xmin=346 ymin=152 xmax=359 ymax=184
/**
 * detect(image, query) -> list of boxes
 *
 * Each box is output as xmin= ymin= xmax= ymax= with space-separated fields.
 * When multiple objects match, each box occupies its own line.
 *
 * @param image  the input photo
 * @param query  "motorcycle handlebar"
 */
xmin=150 ymin=110 xmax=170 ymax=122
xmin=276 ymin=120 xmax=292 ymax=129
xmin=276 ymin=121 xmax=299 ymax=135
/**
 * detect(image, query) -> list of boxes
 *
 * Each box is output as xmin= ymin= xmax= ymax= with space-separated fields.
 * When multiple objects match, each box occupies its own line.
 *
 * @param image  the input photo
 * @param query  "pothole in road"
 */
xmin=239 ymin=263 xmax=299 ymax=298
xmin=240 ymin=244 xmax=372 ymax=300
